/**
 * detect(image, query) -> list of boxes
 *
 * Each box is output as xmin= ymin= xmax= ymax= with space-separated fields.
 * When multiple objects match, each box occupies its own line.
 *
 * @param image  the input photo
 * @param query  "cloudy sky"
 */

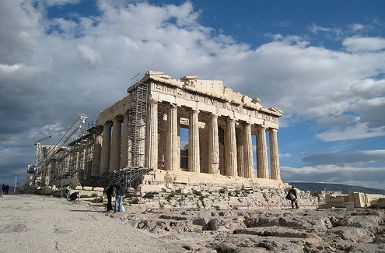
xmin=1 ymin=0 xmax=384 ymax=189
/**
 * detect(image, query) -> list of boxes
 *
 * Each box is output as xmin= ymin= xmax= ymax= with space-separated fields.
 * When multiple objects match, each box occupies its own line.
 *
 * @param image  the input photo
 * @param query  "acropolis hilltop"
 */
xmin=29 ymin=71 xmax=285 ymax=191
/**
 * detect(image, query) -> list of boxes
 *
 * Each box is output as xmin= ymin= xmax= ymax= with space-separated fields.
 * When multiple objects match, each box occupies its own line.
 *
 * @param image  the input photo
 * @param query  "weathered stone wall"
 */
xmin=137 ymin=185 xmax=318 ymax=210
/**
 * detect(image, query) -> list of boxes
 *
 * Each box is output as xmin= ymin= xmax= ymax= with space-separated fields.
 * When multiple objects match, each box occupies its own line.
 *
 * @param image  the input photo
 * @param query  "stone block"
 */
xmin=93 ymin=187 xmax=104 ymax=192
xmin=377 ymin=198 xmax=385 ymax=208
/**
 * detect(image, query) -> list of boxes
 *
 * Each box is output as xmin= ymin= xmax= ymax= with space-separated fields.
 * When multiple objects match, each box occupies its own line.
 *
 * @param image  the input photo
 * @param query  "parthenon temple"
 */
xmin=36 ymin=71 xmax=284 ymax=189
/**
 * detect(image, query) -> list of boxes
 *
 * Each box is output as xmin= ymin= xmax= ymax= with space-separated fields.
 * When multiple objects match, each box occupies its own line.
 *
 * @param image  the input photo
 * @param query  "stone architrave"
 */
xmin=257 ymin=126 xmax=268 ymax=178
xmin=145 ymin=100 xmax=158 ymax=170
xmin=120 ymin=112 xmax=130 ymax=169
xmin=208 ymin=114 xmax=220 ymax=174
xmin=243 ymin=123 xmax=254 ymax=178
xmin=188 ymin=109 xmax=200 ymax=173
xmin=100 ymin=121 xmax=112 ymax=174
xmin=109 ymin=117 xmax=122 ymax=172
xmin=225 ymin=118 xmax=238 ymax=176
xmin=166 ymin=104 xmax=178 ymax=171
xmin=269 ymin=128 xmax=281 ymax=180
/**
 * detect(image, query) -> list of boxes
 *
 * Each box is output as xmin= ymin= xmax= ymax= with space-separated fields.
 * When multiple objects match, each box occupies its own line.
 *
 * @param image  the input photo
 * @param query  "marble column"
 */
xmin=188 ymin=109 xmax=200 ymax=173
xmin=257 ymin=126 xmax=268 ymax=178
xmin=100 ymin=121 xmax=112 ymax=174
xmin=225 ymin=118 xmax=238 ymax=176
xmin=237 ymin=129 xmax=244 ymax=177
xmin=75 ymin=147 xmax=81 ymax=172
xmin=109 ymin=117 xmax=122 ymax=172
xmin=208 ymin=114 xmax=220 ymax=174
xmin=82 ymin=146 xmax=87 ymax=171
xmin=269 ymin=128 xmax=281 ymax=180
xmin=243 ymin=123 xmax=254 ymax=178
xmin=166 ymin=104 xmax=179 ymax=171
xmin=145 ymin=100 xmax=158 ymax=170
xmin=120 ymin=112 xmax=130 ymax=169
xmin=91 ymin=135 xmax=102 ymax=176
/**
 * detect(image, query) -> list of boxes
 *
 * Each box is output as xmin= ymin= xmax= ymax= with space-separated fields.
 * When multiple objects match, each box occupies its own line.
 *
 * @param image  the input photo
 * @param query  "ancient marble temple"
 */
xmin=87 ymin=71 xmax=283 ymax=188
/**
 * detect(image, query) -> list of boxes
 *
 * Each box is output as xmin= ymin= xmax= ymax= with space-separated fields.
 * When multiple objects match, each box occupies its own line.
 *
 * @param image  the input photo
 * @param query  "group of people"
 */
xmin=105 ymin=181 xmax=125 ymax=212
xmin=2 ymin=184 xmax=10 ymax=195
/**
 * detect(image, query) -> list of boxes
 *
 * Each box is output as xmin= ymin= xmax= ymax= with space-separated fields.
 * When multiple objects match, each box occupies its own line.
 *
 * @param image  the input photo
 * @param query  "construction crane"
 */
xmin=26 ymin=135 xmax=51 ymax=186
xmin=34 ymin=135 xmax=52 ymax=168
xmin=39 ymin=114 xmax=88 ymax=185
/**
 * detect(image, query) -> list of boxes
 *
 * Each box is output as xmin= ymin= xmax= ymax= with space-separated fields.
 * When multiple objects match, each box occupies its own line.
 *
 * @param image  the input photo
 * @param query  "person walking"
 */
xmin=114 ymin=181 xmax=125 ymax=212
xmin=105 ymin=184 xmax=114 ymax=211
xmin=286 ymin=185 xmax=299 ymax=209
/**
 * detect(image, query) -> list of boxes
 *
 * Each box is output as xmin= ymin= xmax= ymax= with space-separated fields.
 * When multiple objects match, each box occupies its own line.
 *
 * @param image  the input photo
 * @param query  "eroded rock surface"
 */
xmin=115 ymin=206 xmax=385 ymax=253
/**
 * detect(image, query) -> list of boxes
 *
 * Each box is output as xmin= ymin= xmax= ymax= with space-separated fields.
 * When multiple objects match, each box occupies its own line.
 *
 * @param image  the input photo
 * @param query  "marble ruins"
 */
xmin=30 ymin=71 xmax=285 ymax=190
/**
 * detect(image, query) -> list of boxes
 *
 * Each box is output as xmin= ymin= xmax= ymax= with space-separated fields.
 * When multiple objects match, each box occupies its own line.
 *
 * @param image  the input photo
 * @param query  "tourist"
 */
xmin=64 ymin=189 xmax=70 ymax=200
xmin=68 ymin=191 xmax=79 ymax=202
xmin=5 ymin=185 xmax=9 ymax=195
xmin=286 ymin=185 xmax=299 ymax=209
xmin=114 ymin=181 xmax=125 ymax=212
xmin=105 ymin=184 xmax=114 ymax=211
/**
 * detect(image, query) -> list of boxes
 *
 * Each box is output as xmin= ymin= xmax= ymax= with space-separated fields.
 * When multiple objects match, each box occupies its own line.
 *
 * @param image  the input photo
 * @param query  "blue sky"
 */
xmin=0 ymin=0 xmax=384 ymax=189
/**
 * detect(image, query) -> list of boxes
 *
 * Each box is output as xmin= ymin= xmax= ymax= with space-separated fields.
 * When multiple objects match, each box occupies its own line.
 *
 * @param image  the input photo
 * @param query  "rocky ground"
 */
xmin=1 ymin=194 xmax=384 ymax=253
xmin=113 ymin=204 xmax=385 ymax=253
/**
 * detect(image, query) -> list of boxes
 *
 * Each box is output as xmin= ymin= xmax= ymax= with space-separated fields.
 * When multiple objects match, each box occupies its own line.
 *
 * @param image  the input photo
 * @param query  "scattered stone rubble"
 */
xmin=114 ymin=205 xmax=385 ymax=253
xmin=99 ymin=185 xmax=385 ymax=252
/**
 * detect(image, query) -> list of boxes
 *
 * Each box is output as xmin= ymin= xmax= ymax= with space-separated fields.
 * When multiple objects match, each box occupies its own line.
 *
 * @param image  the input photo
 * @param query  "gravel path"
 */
xmin=0 ymin=194 xmax=185 ymax=253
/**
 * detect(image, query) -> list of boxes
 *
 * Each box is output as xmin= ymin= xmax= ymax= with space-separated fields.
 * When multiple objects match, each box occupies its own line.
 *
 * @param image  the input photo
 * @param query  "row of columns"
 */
xmin=95 ymin=99 xmax=280 ymax=180
xmin=145 ymin=100 xmax=281 ymax=180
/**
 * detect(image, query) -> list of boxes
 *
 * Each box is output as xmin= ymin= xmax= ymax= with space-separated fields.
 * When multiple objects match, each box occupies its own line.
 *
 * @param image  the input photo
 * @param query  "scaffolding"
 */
xmin=38 ymin=114 xmax=88 ymax=187
xmin=113 ymin=81 xmax=148 ymax=189
xmin=129 ymin=82 xmax=148 ymax=168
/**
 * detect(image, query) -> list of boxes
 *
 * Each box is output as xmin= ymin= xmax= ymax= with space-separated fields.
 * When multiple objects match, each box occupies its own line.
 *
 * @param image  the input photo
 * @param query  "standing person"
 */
xmin=2 ymin=184 xmax=5 ymax=194
xmin=5 ymin=185 xmax=9 ymax=195
xmin=105 ymin=184 xmax=113 ymax=211
xmin=286 ymin=185 xmax=299 ymax=209
xmin=114 ymin=181 xmax=125 ymax=212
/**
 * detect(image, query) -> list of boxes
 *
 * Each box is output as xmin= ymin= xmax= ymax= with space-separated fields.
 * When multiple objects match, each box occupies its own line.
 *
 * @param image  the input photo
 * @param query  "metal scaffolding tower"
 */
xmin=112 ymin=81 xmax=149 ymax=189
xmin=129 ymin=82 xmax=148 ymax=169
xmin=39 ymin=114 xmax=87 ymax=186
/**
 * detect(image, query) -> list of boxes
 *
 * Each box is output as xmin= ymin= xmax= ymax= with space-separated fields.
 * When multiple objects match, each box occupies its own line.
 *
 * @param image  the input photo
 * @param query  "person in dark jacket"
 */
xmin=286 ymin=186 xmax=299 ymax=209
xmin=68 ymin=191 xmax=79 ymax=202
xmin=114 ymin=181 xmax=125 ymax=212
xmin=105 ymin=185 xmax=114 ymax=211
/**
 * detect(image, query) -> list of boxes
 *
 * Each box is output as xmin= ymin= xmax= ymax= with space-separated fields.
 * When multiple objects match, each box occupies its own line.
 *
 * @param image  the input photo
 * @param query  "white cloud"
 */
xmin=279 ymin=153 xmax=292 ymax=158
xmin=0 ymin=63 xmax=22 ymax=73
xmin=282 ymin=165 xmax=385 ymax=190
xmin=317 ymin=122 xmax=385 ymax=141
xmin=43 ymin=0 xmax=80 ymax=7
xmin=77 ymin=44 xmax=100 ymax=64
xmin=348 ymin=23 xmax=365 ymax=31
xmin=1 ymin=1 xmax=385 ymax=183
xmin=302 ymin=149 xmax=385 ymax=165
xmin=343 ymin=37 xmax=385 ymax=52
xmin=309 ymin=23 xmax=330 ymax=33
xmin=308 ymin=23 xmax=342 ymax=35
